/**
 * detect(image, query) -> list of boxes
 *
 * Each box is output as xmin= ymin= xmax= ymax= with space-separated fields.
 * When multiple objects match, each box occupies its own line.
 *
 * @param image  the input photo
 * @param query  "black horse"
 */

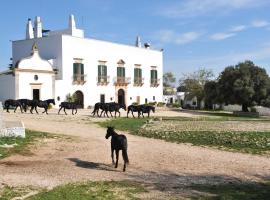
xmin=105 ymin=127 xmax=129 ymax=172
xmin=30 ymin=99 xmax=55 ymax=114
xmin=4 ymin=99 xmax=23 ymax=113
xmin=140 ymin=105 xmax=155 ymax=118
xmin=92 ymin=102 xmax=103 ymax=117
xmin=18 ymin=99 xmax=33 ymax=112
xmin=100 ymin=102 xmax=126 ymax=118
xmin=58 ymin=102 xmax=78 ymax=115
xmin=127 ymin=105 xmax=142 ymax=118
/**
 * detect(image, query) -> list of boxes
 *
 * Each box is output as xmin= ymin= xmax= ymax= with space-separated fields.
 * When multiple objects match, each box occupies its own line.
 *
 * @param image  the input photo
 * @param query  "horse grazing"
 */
xmin=100 ymin=102 xmax=126 ymax=118
xmin=105 ymin=127 xmax=129 ymax=172
xmin=4 ymin=99 xmax=23 ymax=113
xmin=58 ymin=102 xmax=77 ymax=115
xmin=30 ymin=99 xmax=55 ymax=114
xmin=140 ymin=105 xmax=155 ymax=118
xmin=127 ymin=105 xmax=141 ymax=118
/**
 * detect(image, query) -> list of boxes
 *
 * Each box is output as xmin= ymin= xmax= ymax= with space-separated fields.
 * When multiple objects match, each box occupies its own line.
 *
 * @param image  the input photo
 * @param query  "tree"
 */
xmin=218 ymin=61 xmax=270 ymax=112
xmin=163 ymin=72 xmax=176 ymax=95
xmin=204 ymin=81 xmax=219 ymax=109
xmin=178 ymin=68 xmax=214 ymax=108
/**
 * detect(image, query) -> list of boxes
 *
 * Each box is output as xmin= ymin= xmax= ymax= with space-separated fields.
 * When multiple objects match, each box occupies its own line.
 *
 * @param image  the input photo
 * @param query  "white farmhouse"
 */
xmin=0 ymin=15 xmax=163 ymax=108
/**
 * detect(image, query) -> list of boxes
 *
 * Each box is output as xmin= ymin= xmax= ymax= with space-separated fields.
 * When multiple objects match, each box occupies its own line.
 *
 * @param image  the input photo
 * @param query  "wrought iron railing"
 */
xmin=97 ymin=76 xmax=110 ymax=85
xmin=113 ymin=77 xmax=131 ymax=85
xmin=150 ymin=78 xmax=160 ymax=87
xmin=72 ymin=74 xmax=87 ymax=84
xmin=133 ymin=77 xmax=144 ymax=86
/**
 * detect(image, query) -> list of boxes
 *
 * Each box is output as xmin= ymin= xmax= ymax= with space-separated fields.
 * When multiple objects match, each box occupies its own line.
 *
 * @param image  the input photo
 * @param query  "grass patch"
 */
xmin=188 ymin=182 xmax=270 ymax=200
xmin=0 ymin=130 xmax=55 ymax=159
xmin=0 ymin=186 xmax=34 ymax=200
xmin=25 ymin=181 xmax=146 ymax=200
xmin=98 ymin=118 xmax=270 ymax=154
xmin=97 ymin=117 xmax=148 ymax=132
xmin=136 ymin=130 xmax=270 ymax=154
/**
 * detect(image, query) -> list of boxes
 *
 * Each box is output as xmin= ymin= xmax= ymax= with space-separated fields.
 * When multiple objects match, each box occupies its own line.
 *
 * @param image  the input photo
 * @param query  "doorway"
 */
xmin=33 ymin=89 xmax=40 ymax=100
xmin=118 ymin=89 xmax=125 ymax=105
xmin=75 ymin=90 xmax=84 ymax=108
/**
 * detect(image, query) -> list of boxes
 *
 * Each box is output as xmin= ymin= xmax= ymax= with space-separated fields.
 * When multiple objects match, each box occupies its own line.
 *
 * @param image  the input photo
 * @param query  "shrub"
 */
xmin=132 ymin=102 xmax=139 ymax=106
xmin=148 ymin=102 xmax=157 ymax=106
xmin=172 ymin=103 xmax=181 ymax=108
xmin=157 ymin=102 xmax=165 ymax=107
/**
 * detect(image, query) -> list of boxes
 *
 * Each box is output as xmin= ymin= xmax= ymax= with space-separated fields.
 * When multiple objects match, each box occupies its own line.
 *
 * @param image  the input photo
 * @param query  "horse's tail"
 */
xmin=122 ymin=149 xmax=129 ymax=164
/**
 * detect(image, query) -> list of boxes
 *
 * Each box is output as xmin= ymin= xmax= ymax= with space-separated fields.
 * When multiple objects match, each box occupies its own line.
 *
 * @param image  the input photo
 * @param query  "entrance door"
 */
xmin=118 ymin=89 xmax=125 ymax=105
xmin=33 ymin=89 xmax=40 ymax=100
xmin=75 ymin=90 xmax=84 ymax=108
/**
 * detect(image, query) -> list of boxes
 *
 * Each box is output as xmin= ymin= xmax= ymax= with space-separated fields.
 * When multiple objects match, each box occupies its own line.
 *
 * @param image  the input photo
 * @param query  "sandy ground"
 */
xmin=1 ymin=108 xmax=270 ymax=198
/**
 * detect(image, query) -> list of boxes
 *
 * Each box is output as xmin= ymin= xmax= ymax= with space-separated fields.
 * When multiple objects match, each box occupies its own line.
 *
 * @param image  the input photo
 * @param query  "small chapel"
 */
xmin=0 ymin=15 xmax=163 ymax=108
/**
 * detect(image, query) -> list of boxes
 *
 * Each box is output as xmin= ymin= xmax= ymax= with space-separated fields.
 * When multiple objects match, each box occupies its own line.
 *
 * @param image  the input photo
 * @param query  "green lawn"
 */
xmin=29 ymin=181 xmax=146 ymax=200
xmin=189 ymin=182 xmax=270 ymax=200
xmin=98 ymin=117 xmax=270 ymax=154
xmin=0 ymin=130 xmax=55 ymax=159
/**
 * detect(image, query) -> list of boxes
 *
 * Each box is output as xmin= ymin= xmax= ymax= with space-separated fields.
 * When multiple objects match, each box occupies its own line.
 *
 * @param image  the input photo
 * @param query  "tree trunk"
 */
xmin=242 ymin=104 xmax=249 ymax=112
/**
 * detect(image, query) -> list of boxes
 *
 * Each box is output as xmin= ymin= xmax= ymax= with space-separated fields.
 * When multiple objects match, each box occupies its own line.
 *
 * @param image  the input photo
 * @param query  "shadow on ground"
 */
xmin=67 ymin=158 xmax=116 ymax=172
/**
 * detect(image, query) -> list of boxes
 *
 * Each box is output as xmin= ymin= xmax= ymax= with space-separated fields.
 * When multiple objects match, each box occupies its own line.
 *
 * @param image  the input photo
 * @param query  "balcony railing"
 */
xmin=72 ymin=74 xmax=87 ymax=85
xmin=133 ymin=77 xmax=144 ymax=86
xmin=150 ymin=78 xmax=160 ymax=87
xmin=113 ymin=77 xmax=131 ymax=86
xmin=97 ymin=76 xmax=110 ymax=85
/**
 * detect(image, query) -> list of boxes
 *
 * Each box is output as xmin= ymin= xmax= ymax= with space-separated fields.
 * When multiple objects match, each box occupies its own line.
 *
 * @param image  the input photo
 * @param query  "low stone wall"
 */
xmin=233 ymin=111 xmax=260 ymax=117
xmin=0 ymin=101 xmax=26 ymax=138
xmin=0 ymin=127 xmax=26 ymax=138
xmin=224 ymin=105 xmax=270 ymax=116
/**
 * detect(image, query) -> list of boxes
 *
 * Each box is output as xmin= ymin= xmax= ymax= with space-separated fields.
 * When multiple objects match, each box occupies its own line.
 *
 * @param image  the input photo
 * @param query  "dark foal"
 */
xmin=105 ymin=127 xmax=129 ymax=172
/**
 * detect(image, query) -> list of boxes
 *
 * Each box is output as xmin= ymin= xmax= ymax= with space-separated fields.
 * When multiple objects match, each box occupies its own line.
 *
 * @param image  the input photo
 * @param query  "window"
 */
xmin=100 ymin=94 xmax=105 ymax=103
xmin=98 ymin=65 xmax=107 ymax=83
xmin=150 ymin=69 xmax=158 ymax=84
xmin=73 ymin=63 xmax=84 ymax=81
xmin=153 ymin=96 xmax=155 ymax=101
xmin=117 ymin=67 xmax=125 ymax=77
xmin=34 ymin=75 xmax=38 ymax=81
xmin=134 ymin=68 xmax=142 ymax=84
xmin=145 ymin=98 xmax=148 ymax=104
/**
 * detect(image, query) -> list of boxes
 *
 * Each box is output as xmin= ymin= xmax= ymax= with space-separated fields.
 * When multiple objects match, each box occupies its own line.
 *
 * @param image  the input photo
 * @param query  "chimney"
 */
xmin=69 ymin=14 xmax=76 ymax=29
xmin=34 ymin=16 xmax=42 ymax=38
xmin=135 ymin=36 xmax=141 ymax=48
xmin=26 ymin=18 xmax=34 ymax=39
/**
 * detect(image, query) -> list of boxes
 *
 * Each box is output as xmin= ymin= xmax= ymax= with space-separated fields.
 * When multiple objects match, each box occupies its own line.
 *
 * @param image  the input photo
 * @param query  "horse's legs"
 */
xmin=127 ymin=110 xmax=129 ymax=118
xmin=58 ymin=107 xmax=62 ymax=114
xmin=132 ymin=111 xmax=135 ymax=118
xmin=111 ymin=148 xmax=115 ymax=164
xmin=20 ymin=105 xmax=23 ymax=113
xmin=142 ymin=112 xmax=145 ymax=118
xmin=64 ymin=108 xmax=67 ymax=115
xmin=148 ymin=111 xmax=150 ymax=117
xmin=6 ymin=105 xmax=9 ymax=113
xmin=14 ymin=106 xmax=18 ymax=113
xmin=35 ymin=106 xmax=38 ymax=114
xmin=75 ymin=108 xmax=77 ymax=114
xmin=72 ymin=108 xmax=74 ymax=115
xmin=115 ymin=150 xmax=119 ymax=168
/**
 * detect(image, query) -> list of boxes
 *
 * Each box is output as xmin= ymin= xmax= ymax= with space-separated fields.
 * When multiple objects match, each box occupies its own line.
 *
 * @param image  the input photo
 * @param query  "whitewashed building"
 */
xmin=0 ymin=15 xmax=163 ymax=108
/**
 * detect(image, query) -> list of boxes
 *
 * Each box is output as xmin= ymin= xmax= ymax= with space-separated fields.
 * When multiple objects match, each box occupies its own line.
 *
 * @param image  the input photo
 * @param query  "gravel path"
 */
xmin=1 ymin=109 xmax=270 ymax=198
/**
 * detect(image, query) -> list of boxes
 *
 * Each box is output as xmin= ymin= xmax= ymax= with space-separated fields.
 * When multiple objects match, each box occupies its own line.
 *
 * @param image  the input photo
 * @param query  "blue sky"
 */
xmin=1 ymin=0 xmax=270 ymax=79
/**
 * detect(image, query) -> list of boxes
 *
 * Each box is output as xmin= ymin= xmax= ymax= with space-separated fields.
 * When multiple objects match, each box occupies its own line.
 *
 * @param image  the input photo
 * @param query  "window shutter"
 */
xmin=81 ymin=64 xmax=84 ymax=75
xmin=139 ymin=68 xmax=142 ymax=78
xmin=98 ymin=65 xmax=101 ymax=76
xmin=73 ymin=63 xmax=78 ymax=74
xmin=103 ymin=65 xmax=107 ymax=76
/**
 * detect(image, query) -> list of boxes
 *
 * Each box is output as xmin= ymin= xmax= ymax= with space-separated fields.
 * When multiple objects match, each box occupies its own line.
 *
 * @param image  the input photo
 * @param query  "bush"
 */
xmin=148 ymin=102 xmax=157 ymax=106
xmin=250 ymin=107 xmax=257 ymax=112
xmin=132 ymin=102 xmax=139 ymax=106
xmin=157 ymin=102 xmax=165 ymax=107
xmin=172 ymin=103 xmax=181 ymax=108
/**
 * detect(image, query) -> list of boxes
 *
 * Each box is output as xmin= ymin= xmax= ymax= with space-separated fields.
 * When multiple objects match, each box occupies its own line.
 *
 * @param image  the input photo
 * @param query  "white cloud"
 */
xmin=158 ymin=0 xmax=268 ymax=18
xmin=155 ymin=30 xmax=201 ymax=45
xmin=210 ymin=32 xmax=236 ymax=40
xmin=251 ymin=20 xmax=269 ymax=28
xmin=230 ymin=25 xmax=247 ymax=32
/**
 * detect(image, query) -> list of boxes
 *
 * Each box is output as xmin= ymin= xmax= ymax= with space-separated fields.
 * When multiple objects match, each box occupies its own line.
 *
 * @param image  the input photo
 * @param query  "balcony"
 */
xmin=97 ymin=76 xmax=110 ymax=86
xmin=133 ymin=77 xmax=144 ymax=86
xmin=150 ymin=78 xmax=160 ymax=87
xmin=72 ymin=74 xmax=87 ymax=85
xmin=113 ymin=77 xmax=131 ymax=86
